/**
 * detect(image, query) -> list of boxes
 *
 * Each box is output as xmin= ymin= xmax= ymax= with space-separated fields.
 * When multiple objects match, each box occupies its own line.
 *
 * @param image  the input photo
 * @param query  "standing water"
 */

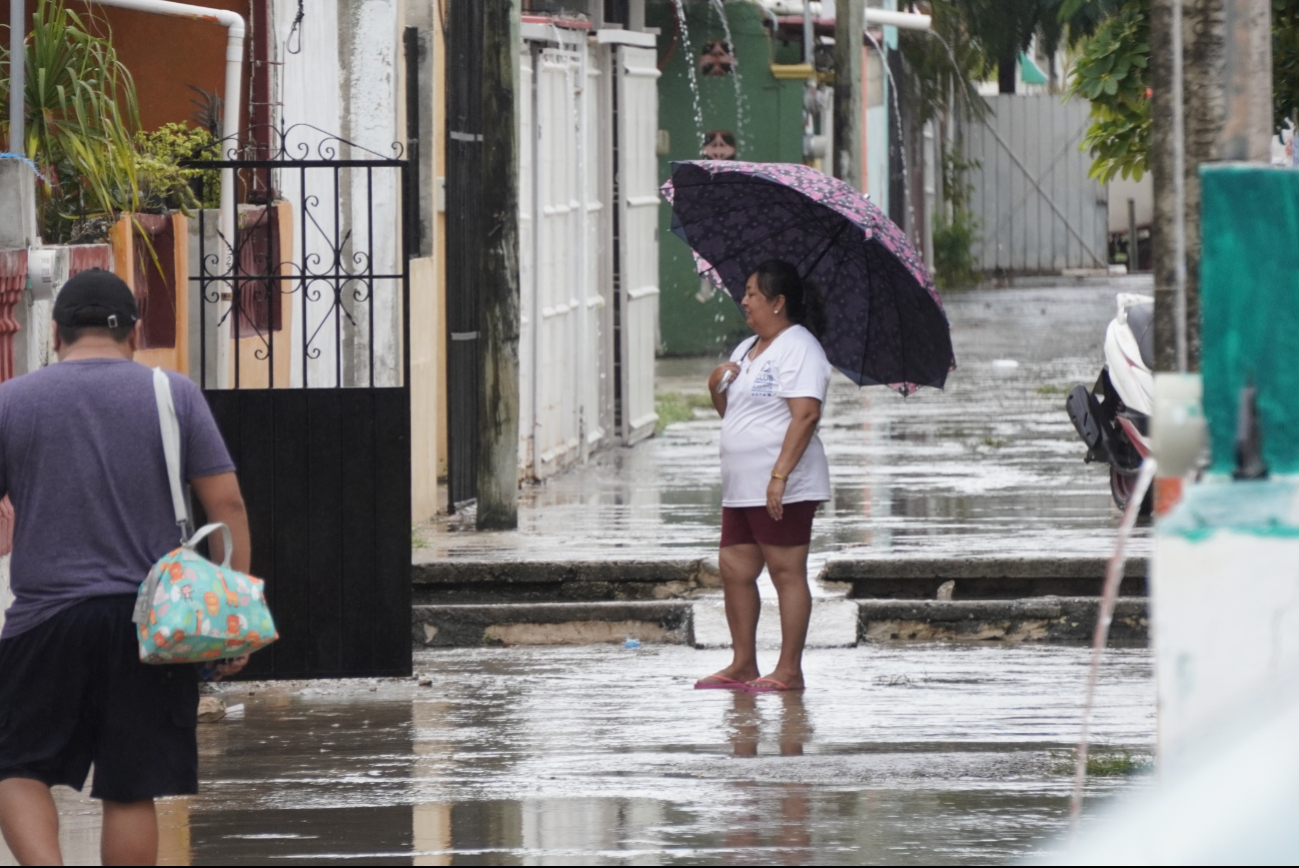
xmin=707 ymin=0 xmax=748 ymax=151
xmin=671 ymin=0 xmax=708 ymax=149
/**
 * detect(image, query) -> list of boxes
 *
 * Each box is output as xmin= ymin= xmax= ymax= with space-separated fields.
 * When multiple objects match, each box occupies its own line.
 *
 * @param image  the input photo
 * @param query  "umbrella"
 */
xmin=661 ymin=160 xmax=955 ymax=394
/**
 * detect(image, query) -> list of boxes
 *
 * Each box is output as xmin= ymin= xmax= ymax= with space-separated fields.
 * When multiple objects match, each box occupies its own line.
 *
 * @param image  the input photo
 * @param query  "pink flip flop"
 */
xmin=746 ymin=677 xmax=805 ymax=693
xmin=694 ymin=675 xmax=750 ymax=690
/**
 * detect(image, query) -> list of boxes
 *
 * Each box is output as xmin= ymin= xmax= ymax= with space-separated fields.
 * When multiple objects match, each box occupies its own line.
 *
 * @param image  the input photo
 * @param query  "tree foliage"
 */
xmin=1068 ymin=0 xmax=1299 ymax=182
xmin=0 ymin=0 xmax=141 ymax=242
xmin=897 ymin=1 xmax=989 ymax=126
xmin=956 ymin=0 xmax=1061 ymax=93
xmin=1276 ymin=0 xmax=1299 ymax=133
xmin=1068 ymin=0 xmax=1150 ymax=183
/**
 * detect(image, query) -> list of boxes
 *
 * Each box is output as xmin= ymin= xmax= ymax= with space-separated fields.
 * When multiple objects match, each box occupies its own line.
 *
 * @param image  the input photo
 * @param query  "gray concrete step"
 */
xmin=823 ymin=555 xmax=1149 ymax=600
xmin=411 ymin=596 xmax=1148 ymax=648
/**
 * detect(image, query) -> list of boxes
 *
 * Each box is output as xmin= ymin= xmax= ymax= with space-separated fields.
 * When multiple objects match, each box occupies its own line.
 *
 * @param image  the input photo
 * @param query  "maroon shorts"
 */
xmin=720 ymin=501 xmax=819 ymax=548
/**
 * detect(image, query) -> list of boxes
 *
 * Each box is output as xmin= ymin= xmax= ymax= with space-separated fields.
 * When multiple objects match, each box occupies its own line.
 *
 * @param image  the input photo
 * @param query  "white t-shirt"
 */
xmin=719 ymin=325 xmax=832 ymax=507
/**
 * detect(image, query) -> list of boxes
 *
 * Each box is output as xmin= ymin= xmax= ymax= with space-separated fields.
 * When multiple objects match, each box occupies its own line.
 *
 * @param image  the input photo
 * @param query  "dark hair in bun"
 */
xmin=751 ymin=259 xmax=827 ymax=339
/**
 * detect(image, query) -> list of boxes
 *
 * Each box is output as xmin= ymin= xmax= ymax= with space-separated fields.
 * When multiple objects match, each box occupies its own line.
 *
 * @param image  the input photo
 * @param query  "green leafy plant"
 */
xmin=1069 ymin=0 xmax=1150 ymax=183
xmin=1276 ymin=0 xmax=1299 ymax=133
xmin=0 ymin=0 xmax=142 ymax=242
xmin=933 ymin=148 xmax=982 ymax=290
xmin=135 ymin=122 xmax=221 ymax=213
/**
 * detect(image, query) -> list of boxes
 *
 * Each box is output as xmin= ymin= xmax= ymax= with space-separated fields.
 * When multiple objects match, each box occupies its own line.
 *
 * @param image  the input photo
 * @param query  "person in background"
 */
xmin=702 ymin=129 xmax=739 ymax=161
xmin=696 ymin=260 xmax=831 ymax=693
xmin=0 ymin=270 xmax=251 ymax=866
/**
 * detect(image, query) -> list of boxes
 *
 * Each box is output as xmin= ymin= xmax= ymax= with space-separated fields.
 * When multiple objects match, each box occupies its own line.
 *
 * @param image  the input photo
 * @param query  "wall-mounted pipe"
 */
xmin=864 ymin=8 xmax=929 ymax=31
xmin=88 ymin=0 xmax=245 ymax=388
xmin=8 ymin=0 xmax=23 ymax=156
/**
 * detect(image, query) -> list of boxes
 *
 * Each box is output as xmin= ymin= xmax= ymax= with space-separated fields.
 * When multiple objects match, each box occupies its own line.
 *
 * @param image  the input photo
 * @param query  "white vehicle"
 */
xmin=1066 ymin=294 xmax=1155 ymax=513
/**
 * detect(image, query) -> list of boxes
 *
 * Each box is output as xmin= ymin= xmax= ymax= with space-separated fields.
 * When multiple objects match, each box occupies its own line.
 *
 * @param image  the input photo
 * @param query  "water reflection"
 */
xmin=0 ymin=645 xmax=1154 ymax=865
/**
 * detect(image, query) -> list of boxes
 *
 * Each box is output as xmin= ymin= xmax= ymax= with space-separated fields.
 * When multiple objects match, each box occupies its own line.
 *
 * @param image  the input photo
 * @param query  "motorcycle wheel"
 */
xmin=1110 ymin=468 xmax=1153 ymax=516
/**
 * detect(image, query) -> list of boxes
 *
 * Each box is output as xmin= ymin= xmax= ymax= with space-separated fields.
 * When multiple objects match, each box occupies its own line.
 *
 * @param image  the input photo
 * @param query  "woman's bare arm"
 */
xmin=766 ymin=397 xmax=822 ymax=520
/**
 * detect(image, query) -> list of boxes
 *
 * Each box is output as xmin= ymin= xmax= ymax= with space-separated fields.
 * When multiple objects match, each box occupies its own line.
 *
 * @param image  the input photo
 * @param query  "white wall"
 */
xmin=272 ymin=0 xmax=403 ymax=389
xmin=1108 ymin=173 xmax=1153 ymax=234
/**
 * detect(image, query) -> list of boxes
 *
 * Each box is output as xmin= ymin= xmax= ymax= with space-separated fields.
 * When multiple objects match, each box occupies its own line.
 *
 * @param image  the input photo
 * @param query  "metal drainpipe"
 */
xmin=9 ymin=0 xmax=23 ymax=156
xmin=88 ymin=0 xmax=246 ymax=388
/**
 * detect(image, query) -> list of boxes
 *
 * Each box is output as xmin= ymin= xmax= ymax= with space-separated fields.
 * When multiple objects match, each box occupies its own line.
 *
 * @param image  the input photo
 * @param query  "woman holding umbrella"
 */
xmin=662 ymin=159 xmax=955 ymax=693
xmin=697 ymin=260 xmax=831 ymax=693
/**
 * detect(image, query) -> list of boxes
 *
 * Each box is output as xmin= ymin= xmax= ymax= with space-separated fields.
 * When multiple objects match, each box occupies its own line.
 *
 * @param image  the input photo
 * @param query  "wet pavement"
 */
xmin=3 ymin=644 xmax=1154 ymax=865
xmin=418 ymin=277 xmax=1154 ymax=577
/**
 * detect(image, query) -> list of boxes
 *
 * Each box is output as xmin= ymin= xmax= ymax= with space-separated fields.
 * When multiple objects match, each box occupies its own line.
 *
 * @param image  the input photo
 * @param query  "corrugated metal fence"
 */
xmin=964 ymin=95 xmax=1108 ymax=273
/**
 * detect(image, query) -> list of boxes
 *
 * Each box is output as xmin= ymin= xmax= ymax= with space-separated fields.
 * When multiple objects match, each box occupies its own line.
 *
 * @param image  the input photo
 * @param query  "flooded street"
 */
xmin=0 ymin=281 xmax=1159 ymax=865
xmin=422 ymin=278 xmax=1154 ymax=572
xmin=6 ymin=644 xmax=1153 ymax=865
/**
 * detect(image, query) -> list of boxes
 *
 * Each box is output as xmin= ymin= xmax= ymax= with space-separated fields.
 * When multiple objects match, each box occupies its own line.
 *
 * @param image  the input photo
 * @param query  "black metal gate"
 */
xmin=188 ymin=125 xmax=412 ymax=678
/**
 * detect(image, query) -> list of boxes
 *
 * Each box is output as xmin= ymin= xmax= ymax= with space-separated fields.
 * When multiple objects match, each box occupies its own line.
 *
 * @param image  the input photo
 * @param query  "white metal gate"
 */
xmin=615 ymin=44 xmax=661 ymax=444
xmin=964 ymin=94 xmax=1108 ymax=273
xmin=519 ymin=37 xmax=617 ymax=479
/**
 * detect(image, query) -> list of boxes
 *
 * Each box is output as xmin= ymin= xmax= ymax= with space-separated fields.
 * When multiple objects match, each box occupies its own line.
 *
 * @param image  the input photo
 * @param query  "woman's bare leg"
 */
xmin=707 ymin=543 xmax=765 ymax=683
xmin=759 ymin=543 xmax=812 ymax=689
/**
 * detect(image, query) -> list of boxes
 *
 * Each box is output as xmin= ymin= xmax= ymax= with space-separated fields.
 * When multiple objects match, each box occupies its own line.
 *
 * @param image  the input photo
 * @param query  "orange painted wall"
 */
xmin=67 ymin=1 xmax=252 ymax=134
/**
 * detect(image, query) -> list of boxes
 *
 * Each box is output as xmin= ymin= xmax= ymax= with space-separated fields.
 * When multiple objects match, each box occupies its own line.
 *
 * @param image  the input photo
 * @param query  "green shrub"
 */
xmin=135 ymin=123 xmax=221 ymax=213
xmin=934 ymin=149 xmax=982 ymax=291
xmin=1 ymin=0 xmax=141 ymax=242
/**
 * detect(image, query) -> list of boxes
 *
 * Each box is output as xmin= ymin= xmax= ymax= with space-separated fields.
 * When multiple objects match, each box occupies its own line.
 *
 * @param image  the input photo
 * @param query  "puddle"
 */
xmin=1 ymin=644 xmax=1154 ymax=865
xmin=421 ymin=280 xmax=1156 ymax=574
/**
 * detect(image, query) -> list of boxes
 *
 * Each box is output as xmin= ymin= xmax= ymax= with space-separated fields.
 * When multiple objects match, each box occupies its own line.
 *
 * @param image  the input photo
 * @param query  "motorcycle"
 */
xmin=1066 ymin=293 xmax=1155 ymax=514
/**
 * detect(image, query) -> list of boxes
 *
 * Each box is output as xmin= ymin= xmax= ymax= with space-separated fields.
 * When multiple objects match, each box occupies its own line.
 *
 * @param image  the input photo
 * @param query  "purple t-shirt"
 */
xmin=0 ymin=359 xmax=235 ymax=639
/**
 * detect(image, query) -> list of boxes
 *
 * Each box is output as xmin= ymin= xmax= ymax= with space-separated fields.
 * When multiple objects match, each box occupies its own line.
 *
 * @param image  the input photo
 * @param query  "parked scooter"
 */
xmin=1066 ymin=294 xmax=1155 ymax=514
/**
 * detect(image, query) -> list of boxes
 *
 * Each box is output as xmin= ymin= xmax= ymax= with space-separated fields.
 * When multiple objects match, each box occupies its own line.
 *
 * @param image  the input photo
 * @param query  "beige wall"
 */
xmin=410 ymin=254 xmax=441 ymax=523
xmin=433 ymin=6 xmax=449 ymax=482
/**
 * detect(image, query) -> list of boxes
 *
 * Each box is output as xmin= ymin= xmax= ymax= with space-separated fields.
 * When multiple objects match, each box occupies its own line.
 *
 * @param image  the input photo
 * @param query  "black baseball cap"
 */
xmin=53 ymin=269 xmax=139 ymax=329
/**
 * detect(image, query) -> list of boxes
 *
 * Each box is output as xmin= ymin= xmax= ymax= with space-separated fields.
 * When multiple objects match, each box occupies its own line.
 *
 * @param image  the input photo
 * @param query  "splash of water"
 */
xmin=671 ymin=0 xmax=707 ymax=151
xmin=863 ymin=29 xmax=912 ymax=234
xmin=707 ymin=0 xmax=748 ymax=152
xmin=924 ymin=29 xmax=978 ymax=114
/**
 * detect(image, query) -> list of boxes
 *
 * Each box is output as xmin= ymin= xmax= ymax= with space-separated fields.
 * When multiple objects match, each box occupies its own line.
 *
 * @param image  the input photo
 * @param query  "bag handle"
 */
xmin=152 ymin=368 xmax=192 ymax=543
xmin=184 ymin=522 xmax=234 ymax=569
xmin=132 ymin=521 xmax=236 ymax=626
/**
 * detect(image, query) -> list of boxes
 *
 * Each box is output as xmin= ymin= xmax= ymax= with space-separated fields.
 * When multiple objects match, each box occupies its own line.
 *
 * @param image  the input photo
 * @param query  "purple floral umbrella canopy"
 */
xmin=662 ymin=160 xmax=955 ymax=394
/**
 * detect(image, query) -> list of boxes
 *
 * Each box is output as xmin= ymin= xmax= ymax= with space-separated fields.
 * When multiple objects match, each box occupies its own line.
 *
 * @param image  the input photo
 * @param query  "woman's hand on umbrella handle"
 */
xmin=710 ymin=362 xmax=740 ymax=393
xmin=767 ymin=477 xmax=786 ymax=521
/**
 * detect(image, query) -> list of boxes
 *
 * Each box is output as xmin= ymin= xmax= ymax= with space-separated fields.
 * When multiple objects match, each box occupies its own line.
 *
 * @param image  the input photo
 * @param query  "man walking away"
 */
xmin=0 ymin=269 xmax=252 ymax=866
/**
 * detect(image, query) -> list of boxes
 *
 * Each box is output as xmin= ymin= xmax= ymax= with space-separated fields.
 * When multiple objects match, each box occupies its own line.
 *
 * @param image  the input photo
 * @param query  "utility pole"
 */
xmin=833 ymin=0 xmax=864 ymax=189
xmin=1150 ymin=0 xmax=1272 ymax=372
xmin=475 ymin=0 xmax=520 ymax=530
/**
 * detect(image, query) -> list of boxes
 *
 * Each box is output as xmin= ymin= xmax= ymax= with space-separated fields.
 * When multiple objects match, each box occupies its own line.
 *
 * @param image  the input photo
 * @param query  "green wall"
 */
xmin=1199 ymin=165 xmax=1299 ymax=475
xmin=649 ymin=0 xmax=807 ymax=356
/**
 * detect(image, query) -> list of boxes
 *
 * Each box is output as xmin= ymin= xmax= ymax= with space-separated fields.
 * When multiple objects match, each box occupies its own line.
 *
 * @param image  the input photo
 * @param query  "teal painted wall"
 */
xmin=649 ymin=0 xmax=807 ymax=356
xmin=1199 ymin=165 xmax=1299 ymax=475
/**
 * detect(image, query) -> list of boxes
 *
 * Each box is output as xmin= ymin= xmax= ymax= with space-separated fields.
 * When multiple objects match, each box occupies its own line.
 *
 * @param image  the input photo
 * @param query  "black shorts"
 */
xmin=0 ymin=594 xmax=198 ymax=802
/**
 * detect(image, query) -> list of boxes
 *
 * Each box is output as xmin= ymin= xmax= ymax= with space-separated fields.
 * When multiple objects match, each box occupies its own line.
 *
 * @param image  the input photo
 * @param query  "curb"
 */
xmin=412 ymin=600 xmax=694 ymax=647
xmin=857 ymin=597 xmax=1148 ymax=644
xmin=410 ymin=597 xmax=1149 ymax=648
xmin=823 ymin=556 xmax=1149 ymax=600
xmin=411 ymin=558 xmax=717 ymax=603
